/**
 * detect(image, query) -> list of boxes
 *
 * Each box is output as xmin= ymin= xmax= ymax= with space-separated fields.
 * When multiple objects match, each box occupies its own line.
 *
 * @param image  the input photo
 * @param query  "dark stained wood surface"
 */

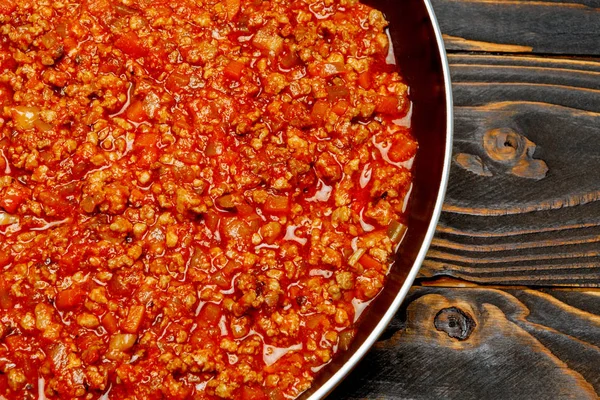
xmin=420 ymin=54 xmax=600 ymax=286
xmin=332 ymin=1 xmax=600 ymax=398
xmin=432 ymin=0 xmax=600 ymax=55
xmin=334 ymin=286 xmax=600 ymax=399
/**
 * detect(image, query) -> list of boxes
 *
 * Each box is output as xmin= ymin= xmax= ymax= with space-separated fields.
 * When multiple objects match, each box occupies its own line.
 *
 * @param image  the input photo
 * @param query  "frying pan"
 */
xmin=301 ymin=0 xmax=453 ymax=397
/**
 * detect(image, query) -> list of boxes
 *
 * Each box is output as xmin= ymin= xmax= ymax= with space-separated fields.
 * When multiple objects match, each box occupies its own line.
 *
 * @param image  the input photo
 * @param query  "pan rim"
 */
xmin=305 ymin=0 xmax=454 ymax=397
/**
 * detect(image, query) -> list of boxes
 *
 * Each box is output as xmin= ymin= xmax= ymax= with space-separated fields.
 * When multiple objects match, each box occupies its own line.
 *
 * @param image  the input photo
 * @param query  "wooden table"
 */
xmin=333 ymin=0 xmax=600 ymax=398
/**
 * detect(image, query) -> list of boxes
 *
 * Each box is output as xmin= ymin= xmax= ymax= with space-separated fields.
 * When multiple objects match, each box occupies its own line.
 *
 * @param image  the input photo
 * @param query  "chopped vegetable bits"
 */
xmin=0 ymin=0 xmax=416 ymax=398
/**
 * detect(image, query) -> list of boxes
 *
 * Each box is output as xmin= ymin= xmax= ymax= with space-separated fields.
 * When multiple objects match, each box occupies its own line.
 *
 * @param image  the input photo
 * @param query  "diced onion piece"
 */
xmin=387 ymin=220 xmax=407 ymax=243
xmin=40 ymin=32 xmax=59 ymax=49
xmin=108 ymin=333 xmax=137 ymax=351
xmin=252 ymin=28 xmax=284 ymax=56
xmin=55 ymin=23 xmax=67 ymax=37
xmin=0 ymin=212 xmax=18 ymax=226
xmin=347 ymin=248 xmax=366 ymax=267
xmin=135 ymin=133 xmax=159 ymax=148
xmin=215 ymin=194 xmax=236 ymax=209
xmin=11 ymin=106 xmax=40 ymax=130
xmin=211 ymin=271 xmax=230 ymax=289
xmin=34 ymin=119 xmax=53 ymax=132
xmin=321 ymin=62 xmax=345 ymax=77
xmin=221 ymin=218 xmax=255 ymax=241
xmin=203 ymin=211 xmax=221 ymax=232
xmin=260 ymin=221 xmax=282 ymax=245
xmin=114 ymin=3 xmax=138 ymax=15
xmin=338 ymin=329 xmax=355 ymax=351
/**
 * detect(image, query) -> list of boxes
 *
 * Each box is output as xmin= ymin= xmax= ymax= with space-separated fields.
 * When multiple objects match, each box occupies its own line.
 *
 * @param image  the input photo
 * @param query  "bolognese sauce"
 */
xmin=0 ymin=0 xmax=416 ymax=398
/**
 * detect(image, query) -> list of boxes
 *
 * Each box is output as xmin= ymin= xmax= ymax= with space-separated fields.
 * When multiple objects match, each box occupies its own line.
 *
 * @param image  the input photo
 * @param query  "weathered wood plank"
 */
xmin=420 ymin=54 xmax=600 ymax=286
xmin=432 ymin=0 xmax=600 ymax=55
xmin=333 ymin=286 xmax=600 ymax=399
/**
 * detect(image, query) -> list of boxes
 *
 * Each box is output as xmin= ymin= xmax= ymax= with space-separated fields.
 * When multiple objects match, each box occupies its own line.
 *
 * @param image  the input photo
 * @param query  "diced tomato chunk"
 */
xmin=137 ymin=147 xmax=158 ymax=168
xmin=0 ymin=250 xmax=11 ymax=268
xmin=263 ymin=195 xmax=290 ymax=214
xmin=114 ymin=31 xmax=148 ymax=59
xmin=0 ymin=0 xmax=16 ymax=15
xmin=311 ymin=100 xmax=329 ymax=121
xmin=306 ymin=314 xmax=328 ymax=330
xmin=5 ymin=335 xmax=26 ymax=352
xmin=122 ymin=305 xmax=145 ymax=333
xmin=265 ymin=389 xmax=285 ymax=400
xmin=358 ymin=70 xmax=372 ymax=89
xmin=359 ymin=253 xmax=385 ymax=270
xmin=135 ymin=133 xmax=159 ymax=148
xmin=225 ymin=0 xmax=240 ymax=20
xmin=388 ymin=137 xmax=418 ymax=162
xmin=280 ymin=51 xmax=302 ymax=69
xmin=99 ymin=56 xmax=124 ymax=75
xmin=0 ymin=188 xmax=26 ymax=213
xmin=0 ymin=52 xmax=16 ymax=73
xmin=102 ymin=313 xmax=119 ymax=334
xmin=125 ymin=99 xmax=147 ymax=123
xmin=165 ymin=72 xmax=190 ymax=92
xmin=241 ymin=386 xmax=268 ymax=400
xmin=331 ymin=100 xmax=349 ymax=116
xmin=55 ymin=288 xmax=84 ymax=310
xmin=327 ymin=85 xmax=350 ymax=101
xmin=204 ymin=210 xmax=221 ymax=232
xmin=0 ymin=280 xmax=13 ymax=309
xmin=376 ymin=96 xmax=399 ymax=114
xmin=199 ymin=302 xmax=221 ymax=325
xmin=223 ymin=60 xmax=245 ymax=80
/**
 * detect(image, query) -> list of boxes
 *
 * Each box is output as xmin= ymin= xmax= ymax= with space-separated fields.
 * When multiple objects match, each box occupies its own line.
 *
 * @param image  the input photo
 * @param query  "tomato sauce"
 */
xmin=0 ymin=0 xmax=416 ymax=398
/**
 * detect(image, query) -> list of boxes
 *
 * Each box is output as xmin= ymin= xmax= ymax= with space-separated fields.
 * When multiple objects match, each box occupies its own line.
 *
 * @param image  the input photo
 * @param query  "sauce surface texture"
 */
xmin=0 ymin=0 xmax=417 ymax=398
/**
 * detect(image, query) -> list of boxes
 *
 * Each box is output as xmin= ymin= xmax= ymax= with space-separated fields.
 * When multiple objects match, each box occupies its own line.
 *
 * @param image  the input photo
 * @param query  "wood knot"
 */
xmin=434 ymin=307 xmax=476 ymax=341
xmin=483 ymin=128 xmax=548 ymax=180
xmin=454 ymin=128 xmax=548 ymax=180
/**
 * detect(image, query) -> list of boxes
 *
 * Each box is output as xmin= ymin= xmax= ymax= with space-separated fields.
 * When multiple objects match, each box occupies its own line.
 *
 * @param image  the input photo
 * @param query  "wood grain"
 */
xmin=432 ymin=0 xmax=600 ymax=55
xmin=420 ymin=54 xmax=600 ymax=286
xmin=333 ymin=286 xmax=600 ymax=399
